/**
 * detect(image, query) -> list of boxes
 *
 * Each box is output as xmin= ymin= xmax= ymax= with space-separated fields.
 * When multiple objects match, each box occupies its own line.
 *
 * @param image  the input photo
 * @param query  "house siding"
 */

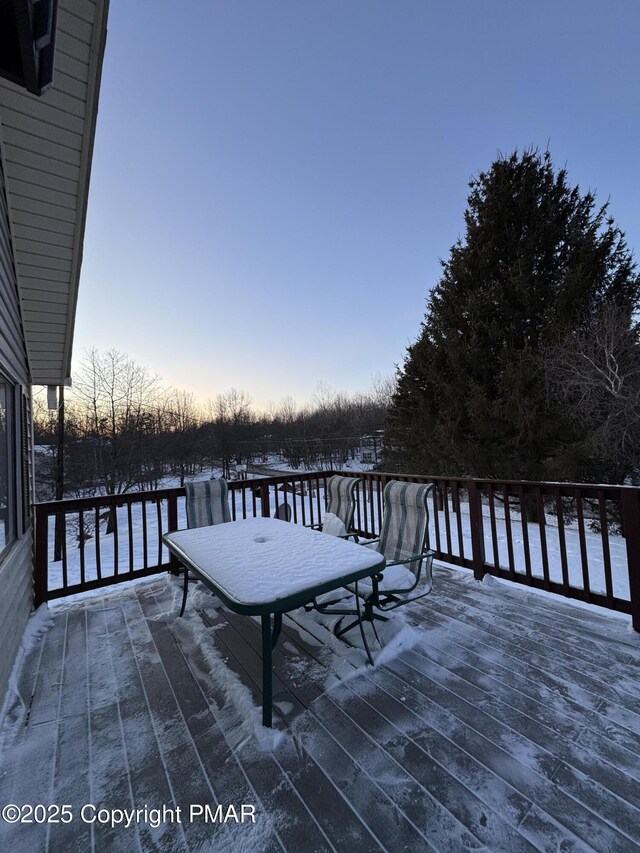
xmin=0 ymin=155 xmax=33 ymax=709
xmin=0 ymin=0 xmax=110 ymax=385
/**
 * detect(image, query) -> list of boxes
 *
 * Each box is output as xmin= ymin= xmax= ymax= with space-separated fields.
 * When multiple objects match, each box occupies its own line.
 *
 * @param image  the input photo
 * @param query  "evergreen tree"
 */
xmin=384 ymin=149 xmax=639 ymax=481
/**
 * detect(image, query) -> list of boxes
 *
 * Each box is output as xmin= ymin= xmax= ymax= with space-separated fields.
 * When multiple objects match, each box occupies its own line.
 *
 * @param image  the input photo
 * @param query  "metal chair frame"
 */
xmin=315 ymin=481 xmax=435 ymax=664
xmin=309 ymin=474 xmax=361 ymax=540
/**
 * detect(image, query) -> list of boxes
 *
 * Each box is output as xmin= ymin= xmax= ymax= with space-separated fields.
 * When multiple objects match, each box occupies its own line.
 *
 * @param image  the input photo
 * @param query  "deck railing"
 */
xmin=33 ymin=470 xmax=640 ymax=631
xmin=33 ymin=471 xmax=333 ymax=604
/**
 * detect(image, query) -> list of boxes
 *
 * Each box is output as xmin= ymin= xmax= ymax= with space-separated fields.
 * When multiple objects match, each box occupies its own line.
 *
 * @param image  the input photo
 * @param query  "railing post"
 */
xmin=260 ymin=481 xmax=271 ymax=517
xmin=468 ymin=479 xmax=486 ymax=581
xmin=622 ymin=489 xmax=640 ymax=632
xmin=167 ymin=491 xmax=180 ymax=574
xmin=34 ymin=504 xmax=49 ymax=606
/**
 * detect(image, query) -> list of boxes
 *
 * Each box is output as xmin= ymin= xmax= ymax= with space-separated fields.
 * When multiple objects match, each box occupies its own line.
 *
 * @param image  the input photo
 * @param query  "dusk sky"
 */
xmin=73 ymin=0 xmax=640 ymax=411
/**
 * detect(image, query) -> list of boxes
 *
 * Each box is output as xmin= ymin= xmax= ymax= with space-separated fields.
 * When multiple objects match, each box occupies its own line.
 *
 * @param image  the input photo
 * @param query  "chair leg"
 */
xmin=355 ymin=582 xmax=374 ymax=665
xmin=371 ymin=618 xmax=382 ymax=648
xmin=179 ymin=567 xmax=189 ymax=617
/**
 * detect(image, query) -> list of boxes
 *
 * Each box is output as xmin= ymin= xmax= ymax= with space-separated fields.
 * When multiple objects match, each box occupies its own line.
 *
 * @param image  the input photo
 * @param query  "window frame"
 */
xmin=0 ymin=363 xmax=30 ymax=559
xmin=0 ymin=369 xmax=17 ymax=556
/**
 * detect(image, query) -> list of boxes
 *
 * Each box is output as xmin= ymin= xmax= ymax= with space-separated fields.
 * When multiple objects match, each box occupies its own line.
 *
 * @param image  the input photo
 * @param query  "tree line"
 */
xmin=34 ymin=353 xmax=394 ymax=501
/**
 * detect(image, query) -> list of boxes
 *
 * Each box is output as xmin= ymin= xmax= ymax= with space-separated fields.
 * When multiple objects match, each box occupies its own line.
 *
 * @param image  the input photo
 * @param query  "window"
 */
xmin=0 ymin=380 xmax=15 ymax=554
xmin=21 ymin=392 xmax=32 ymax=531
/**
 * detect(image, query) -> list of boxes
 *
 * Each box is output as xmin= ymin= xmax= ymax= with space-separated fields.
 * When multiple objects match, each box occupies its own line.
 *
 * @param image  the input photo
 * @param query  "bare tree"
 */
xmin=542 ymin=303 xmax=640 ymax=485
xmin=211 ymin=388 xmax=256 ymax=475
xmin=70 ymin=349 xmax=165 ymax=498
xmin=277 ymin=396 xmax=297 ymax=424
xmin=369 ymin=372 xmax=397 ymax=409
xmin=163 ymin=389 xmax=202 ymax=485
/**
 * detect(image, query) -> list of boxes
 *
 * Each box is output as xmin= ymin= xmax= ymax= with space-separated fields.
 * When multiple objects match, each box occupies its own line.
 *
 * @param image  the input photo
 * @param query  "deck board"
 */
xmin=1 ymin=564 xmax=639 ymax=852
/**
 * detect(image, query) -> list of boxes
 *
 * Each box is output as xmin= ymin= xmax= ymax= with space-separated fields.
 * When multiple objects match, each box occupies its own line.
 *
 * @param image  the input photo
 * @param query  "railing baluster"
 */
xmin=298 ymin=477 xmax=305 ymax=525
xmin=167 ymin=491 xmax=179 ymax=573
xmin=113 ymin=502 xmax=119 ymax=577
xmin=142 ymin=499 xmax=148 ymax=570
xmin=259 ymin=481 xmax=270 ymax=517
xmin=315 ymin=473 xmax=322 ymax=521
xmin=34 ymin=505 xmax=49 ymax=606
xmin=443 ymin=481 xmax=452 ymax=556
xmin=575 ymin=489 xmax=591 ymax=598
xmin=503 ymin=486 xmax=516 ymax=576
xmin=432 ymin=483 xmax=441 ymax=554
xmin=127 ymin=501 xmax=134 ymax=575
xmin=622 ymin=489 xmax=640 ymax=631
xmin=518 ymin=486 xmax=532 ymax=581
xmin=156 ymin=499 xmax=162 ymax=566
xmin=353 ymin=479 xmax=361 ymax=532
xmin=537 ymin=487 xmax=550 ymax=589
xmin=468 ymin=480 xmax=485 ymax=580
xmin=307 ymin=476 xmax=314 ymax=528
xmin=375 ymin=475 xmax=383 ymax=536
xmin=79 ymin=510 xmax=86 ymax=586
xmin=598 ymin=490 xmax=614 ymax=602
xmin=291 ymin=478 xmax=304 ymax=524
xmin=95 ymin=505 xmax=102 ymax=580
xmin=554 ymin=488 xmax=569 ymax=589
xmin=368 ymin=476 xmax=375 ymax=535
xmin=453 ymin=480 xmax=464 ymax=560
xmin=487 ymin=482 xmax=500 ymax=569
xmin=61 ymin=511 xmax=68 ymax=590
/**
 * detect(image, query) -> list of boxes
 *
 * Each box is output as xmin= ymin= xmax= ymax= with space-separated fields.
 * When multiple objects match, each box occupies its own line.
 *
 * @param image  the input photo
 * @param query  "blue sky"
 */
xmin=74 ymin=0 xmax=640 ymax=410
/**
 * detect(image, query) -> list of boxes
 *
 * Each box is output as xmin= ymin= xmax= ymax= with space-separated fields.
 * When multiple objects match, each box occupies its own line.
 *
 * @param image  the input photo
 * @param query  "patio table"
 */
xmin=162 ymin=516 xmax=385 ymax=726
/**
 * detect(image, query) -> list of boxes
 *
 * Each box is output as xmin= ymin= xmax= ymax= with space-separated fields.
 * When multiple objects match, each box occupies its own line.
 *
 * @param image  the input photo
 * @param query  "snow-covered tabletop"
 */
xmin=163 ymin=516 xmax=385 ymax=612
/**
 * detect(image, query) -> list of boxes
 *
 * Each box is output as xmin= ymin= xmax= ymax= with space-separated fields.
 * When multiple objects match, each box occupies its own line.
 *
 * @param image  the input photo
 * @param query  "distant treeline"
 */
xmin=34 ymin=350 xmax=394 ymax=500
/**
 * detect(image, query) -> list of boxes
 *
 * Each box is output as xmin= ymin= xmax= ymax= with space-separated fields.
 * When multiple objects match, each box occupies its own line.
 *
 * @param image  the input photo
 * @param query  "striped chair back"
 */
xmin=185 ymin=479 xmax=231 ymax=529
xmin=325 ymin=475 xmax=360 ymax=532
xmin=378 ymin=481 xmax=433 ymax=573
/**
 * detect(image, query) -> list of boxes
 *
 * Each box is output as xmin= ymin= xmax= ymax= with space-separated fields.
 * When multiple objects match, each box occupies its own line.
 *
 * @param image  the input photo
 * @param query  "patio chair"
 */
xmin=180 ymin=478 xmax=231 ymax=615
xmin=325 ymin=480 xmax=435 ymax=663
xmin=275 ymin=502 xmax=292 ymax=522
xmin=185 ymin=477 xmax=231 ymax=528
xmin=310 ymin=475 xmax=361 ymax=540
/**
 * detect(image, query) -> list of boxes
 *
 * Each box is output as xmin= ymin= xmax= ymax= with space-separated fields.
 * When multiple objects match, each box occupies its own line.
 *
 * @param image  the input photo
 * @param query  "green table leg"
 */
xmin=261 ymin=614 xmax=273 ymax=727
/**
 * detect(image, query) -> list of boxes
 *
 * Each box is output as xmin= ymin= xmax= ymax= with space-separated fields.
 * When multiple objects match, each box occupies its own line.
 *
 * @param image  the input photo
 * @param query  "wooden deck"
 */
xmin=1 ymin=565 xmax=640 ymax=852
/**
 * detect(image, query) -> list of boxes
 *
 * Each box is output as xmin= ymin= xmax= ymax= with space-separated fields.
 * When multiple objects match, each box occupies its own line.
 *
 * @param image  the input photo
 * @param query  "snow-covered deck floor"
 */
xmin=1 ymin=565 xmax=640 ymax=852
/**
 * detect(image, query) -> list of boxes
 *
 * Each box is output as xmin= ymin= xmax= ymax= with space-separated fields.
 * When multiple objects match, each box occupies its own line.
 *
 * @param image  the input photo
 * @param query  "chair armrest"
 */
xmin=307 ymin=523 xmax=358 ymax=540
xmin=338 ymin=532 xmax=360 ymax=543
xmin=383 ymin=550 xmax=433 ymax=568
xmin=360 ymin=537 xmax=381 ymax=548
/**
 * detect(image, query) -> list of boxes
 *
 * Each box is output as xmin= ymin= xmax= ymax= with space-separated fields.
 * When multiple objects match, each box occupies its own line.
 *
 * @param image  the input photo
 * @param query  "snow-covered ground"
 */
xmin=44 ymin=474 xmax=633 ymax=605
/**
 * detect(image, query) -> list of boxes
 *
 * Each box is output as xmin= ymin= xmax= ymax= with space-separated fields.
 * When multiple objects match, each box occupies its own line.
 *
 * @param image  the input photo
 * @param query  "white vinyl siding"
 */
xmin=0 ymin=0 xmax=108 ymax=385
xmin=0 ymin=159 xmax=33 ymax=708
